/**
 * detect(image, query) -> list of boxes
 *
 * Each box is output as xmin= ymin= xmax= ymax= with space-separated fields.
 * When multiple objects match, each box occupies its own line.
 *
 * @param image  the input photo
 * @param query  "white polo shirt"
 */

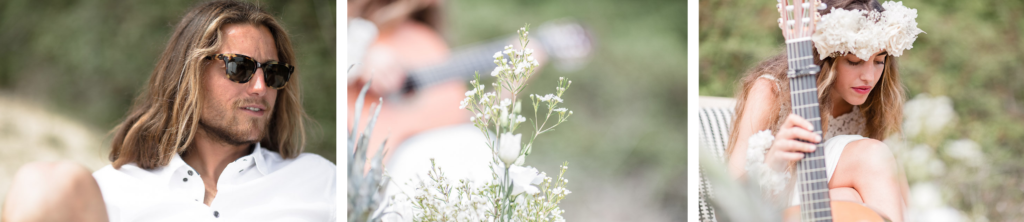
xmin=93 ymin=143 xmax=336 ymax=221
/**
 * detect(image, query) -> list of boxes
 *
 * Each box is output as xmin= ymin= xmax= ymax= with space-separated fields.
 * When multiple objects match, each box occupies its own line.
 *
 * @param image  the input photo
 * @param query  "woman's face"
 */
xmin=833 ymin=50 xmax=887 ymax=106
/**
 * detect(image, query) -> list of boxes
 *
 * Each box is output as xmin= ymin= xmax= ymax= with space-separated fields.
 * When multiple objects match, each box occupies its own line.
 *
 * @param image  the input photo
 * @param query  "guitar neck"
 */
xmin=787 ymin=38 xmax=832 ymax=222
xmin=401 ymin=21 xmax=591 ymax=94
xmin=401 ymin=38 xmax=512 ymax=93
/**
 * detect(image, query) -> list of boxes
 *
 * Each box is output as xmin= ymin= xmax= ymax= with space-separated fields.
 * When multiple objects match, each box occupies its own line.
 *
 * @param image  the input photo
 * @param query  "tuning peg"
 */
xmin=787 ymin=20 xmax=795 ymax=29
xmin=785 ymin=5 xmax=794 ymax=12
xmin=802 ymin=17 xmax=810 ymax=25
xmin=802 ymin=2 xmax=810 ymax=9
xmin=777 ymin=3 xmax=782 ymax=10
xmin=818 ymin=3 xmax=827 ymax=10
xmin=778 ymin=18 xmax=783 ymax=25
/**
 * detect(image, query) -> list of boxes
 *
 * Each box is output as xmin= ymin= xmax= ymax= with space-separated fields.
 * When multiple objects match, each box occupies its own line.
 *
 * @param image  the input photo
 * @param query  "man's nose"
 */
xmin=247 ymin=68 xmax=267 ymax=96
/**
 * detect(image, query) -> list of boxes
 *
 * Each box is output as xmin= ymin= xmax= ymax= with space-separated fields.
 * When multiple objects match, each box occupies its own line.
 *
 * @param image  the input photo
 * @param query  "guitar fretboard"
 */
xmin=786 ymin=38 xmax=832 ymax=222
xmin=402 ymin=39 xmax=512 ymax=93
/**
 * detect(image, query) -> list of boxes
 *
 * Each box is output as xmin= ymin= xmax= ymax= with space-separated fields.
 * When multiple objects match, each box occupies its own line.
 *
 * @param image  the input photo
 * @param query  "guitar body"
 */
xmin=783 ymin=201 xmax=890 ymax=222
xmin=347 ymin=20 xmax=471 ymax=162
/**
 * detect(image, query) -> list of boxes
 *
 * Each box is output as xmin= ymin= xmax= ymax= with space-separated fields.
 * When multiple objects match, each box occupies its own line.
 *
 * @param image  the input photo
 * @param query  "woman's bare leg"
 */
xmin=829 ymin=187 xmax=864 ymax=203
xmin=3 ymin=161 xmax=108 ymax=222
xmin=829 ymin=139 xmax=905 ymax=222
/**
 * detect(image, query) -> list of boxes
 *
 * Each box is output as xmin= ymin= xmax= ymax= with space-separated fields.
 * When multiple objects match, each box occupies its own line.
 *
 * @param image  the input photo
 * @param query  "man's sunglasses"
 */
xmin=205 ymin=53 xmax=294 ymax=89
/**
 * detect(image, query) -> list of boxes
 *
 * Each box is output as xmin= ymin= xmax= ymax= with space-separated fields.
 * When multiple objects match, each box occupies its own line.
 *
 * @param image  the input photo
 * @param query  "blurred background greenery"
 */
xmin=445 ymin=0 xmax=686 ymax=220
xmin=0 ymin=0 xmax=336 ymax=160
xmin=0 ymin=0 xmax=335 ymax=214
xmin=701 ymin=0 xmax=1024 ymax=220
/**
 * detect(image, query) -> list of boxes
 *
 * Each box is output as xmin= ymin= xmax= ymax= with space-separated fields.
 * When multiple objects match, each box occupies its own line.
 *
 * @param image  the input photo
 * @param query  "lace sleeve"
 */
xmin=744 ymin=130 xmax=791 ymax=204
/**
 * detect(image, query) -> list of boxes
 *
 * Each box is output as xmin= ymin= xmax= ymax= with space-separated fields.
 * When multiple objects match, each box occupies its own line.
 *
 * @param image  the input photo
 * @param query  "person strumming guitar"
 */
xmin=346 ymin=0 xmax=592 ymax=192
xmin=725 ymin=0 xmax=923 ymax=221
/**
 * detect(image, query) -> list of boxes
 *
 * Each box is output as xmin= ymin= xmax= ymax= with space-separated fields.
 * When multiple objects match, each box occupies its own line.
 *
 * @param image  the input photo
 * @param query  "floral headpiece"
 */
xmin=812 ymin=1 xmax=924 ymax=60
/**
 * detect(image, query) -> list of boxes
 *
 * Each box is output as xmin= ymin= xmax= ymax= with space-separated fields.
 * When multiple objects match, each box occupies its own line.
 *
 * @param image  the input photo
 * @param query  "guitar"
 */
xmin=774 ymin=0 xmax=889 ymax=221
xmin=347 ymin=20 xmax=592 ymax=162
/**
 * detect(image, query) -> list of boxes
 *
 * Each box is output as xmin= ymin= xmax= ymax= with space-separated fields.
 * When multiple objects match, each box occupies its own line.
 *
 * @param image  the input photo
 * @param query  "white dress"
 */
xmin=745 ymin=75 xmax=869 ymax=206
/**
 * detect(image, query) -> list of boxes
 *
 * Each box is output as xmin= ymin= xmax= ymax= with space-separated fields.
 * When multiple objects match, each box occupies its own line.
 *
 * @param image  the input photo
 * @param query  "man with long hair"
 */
xmin=2 ymin=1 xmax=335 ymax=221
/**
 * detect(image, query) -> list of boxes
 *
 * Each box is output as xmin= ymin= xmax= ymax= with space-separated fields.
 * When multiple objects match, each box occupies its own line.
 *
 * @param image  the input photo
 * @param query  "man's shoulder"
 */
xmin=290 ymin=152 xmax=336 ymax=173
xmin=262 ymin=150 xmax=335 ymax=176
xmin=92 ymin=164 xmax=144 ymax=183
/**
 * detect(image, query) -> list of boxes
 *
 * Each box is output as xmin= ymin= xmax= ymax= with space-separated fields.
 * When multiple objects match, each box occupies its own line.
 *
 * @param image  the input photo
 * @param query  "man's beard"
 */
xmin=199 ymin=98 xmax=273 ymax=146
xmin=199 ymin=117 xmax=267 ymax=146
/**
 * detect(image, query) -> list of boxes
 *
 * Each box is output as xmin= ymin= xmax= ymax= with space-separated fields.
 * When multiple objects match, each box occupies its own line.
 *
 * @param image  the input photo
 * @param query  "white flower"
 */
xmin=553 ymin=108 xmax=567 ymax=113
xmin=499 ymin=133 xmax=522 ymax=165
xmin=500 ymin=107 xmax=509 ymax=126
xmin=464 ymin=89 xmax=476 ymax=97
xmin=459 ymin=97 xmax=471 ymax=109
xmin=549 ymin=95 xmax=563 ymax=103
xmin=491 ymin=66 xmax=503 ymax=77
xmin=514 ymin=115 xmax=526 ymax=123
xmin=552 ymin=187 xmax=571 ymax=195
xmin=537 ymin=94 xmax=552 ymax=102
xmin=508 ymin=165 xmax=543 ymax=195
xmin=812 ymin=1 xmax=923 ymax=60
xmin=903 ymin=93 xmax=955 ymax=137
xmin=943 ymin=139 xmax=984 ymax=167
xmin=493 ymin=51 xmax=503 ymax=59
xmin=500 ymin=98 xmax=512 ymax=108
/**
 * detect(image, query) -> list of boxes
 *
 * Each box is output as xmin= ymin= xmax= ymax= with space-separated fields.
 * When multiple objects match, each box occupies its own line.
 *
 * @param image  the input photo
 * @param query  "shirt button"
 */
xmin=188 ymin=170 xmax=193 ymax=176
xmin=213 ymin=211 xmax=220 ymax=218
xmin=239 ymin=169 xmax=244 ymax=173
xmin=183 ymin=178 xmax=188 ymax=182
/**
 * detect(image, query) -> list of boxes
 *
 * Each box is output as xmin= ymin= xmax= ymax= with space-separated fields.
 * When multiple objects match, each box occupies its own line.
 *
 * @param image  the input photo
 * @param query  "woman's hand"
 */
xmin=764 ymin=113 xmax=822 ymax=171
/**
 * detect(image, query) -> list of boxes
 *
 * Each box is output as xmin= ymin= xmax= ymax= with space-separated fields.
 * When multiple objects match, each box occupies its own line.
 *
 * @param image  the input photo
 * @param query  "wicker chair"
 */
xmin=697 ymin=97 xmax=737 ymax=222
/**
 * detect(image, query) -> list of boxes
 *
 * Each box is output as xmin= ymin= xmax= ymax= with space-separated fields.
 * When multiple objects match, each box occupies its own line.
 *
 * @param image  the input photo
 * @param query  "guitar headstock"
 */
xmin=534 ymin=19 xmax=593 ymax=72
xmin=776 ymin=0 xmax=826 ymax=41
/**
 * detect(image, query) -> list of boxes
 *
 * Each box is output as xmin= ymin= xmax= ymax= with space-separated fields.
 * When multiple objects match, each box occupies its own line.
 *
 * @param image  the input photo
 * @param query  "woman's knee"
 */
xmin=845 ymin=139 xmax=898 ymax=176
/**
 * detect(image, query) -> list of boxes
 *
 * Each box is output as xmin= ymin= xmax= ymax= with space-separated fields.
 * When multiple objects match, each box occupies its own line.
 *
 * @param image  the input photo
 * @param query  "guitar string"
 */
xmin=789 ymin=30 xmax=833 ymax=221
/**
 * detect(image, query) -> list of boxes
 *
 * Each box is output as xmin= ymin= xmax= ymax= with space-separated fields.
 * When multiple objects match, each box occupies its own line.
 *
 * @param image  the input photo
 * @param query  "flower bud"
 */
xmin=498 ymin=133 xmax=522 ymax=166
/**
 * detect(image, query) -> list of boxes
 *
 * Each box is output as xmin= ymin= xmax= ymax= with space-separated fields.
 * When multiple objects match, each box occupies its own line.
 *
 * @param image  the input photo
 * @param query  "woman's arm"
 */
xmin=727 ymin=78 xmax=778 ymax=179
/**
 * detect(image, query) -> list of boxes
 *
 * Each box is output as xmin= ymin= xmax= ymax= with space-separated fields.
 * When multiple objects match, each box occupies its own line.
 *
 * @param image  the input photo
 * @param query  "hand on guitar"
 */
xmin=765 ymin=114 xmax=822 ymax=172
xmin=348 ymin=1 xmax=591 ymax=164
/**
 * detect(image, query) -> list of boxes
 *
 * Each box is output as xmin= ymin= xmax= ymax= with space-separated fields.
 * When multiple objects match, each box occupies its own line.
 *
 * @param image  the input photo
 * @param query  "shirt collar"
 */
xmin=167 ymin=142 xmax=274 ymax=181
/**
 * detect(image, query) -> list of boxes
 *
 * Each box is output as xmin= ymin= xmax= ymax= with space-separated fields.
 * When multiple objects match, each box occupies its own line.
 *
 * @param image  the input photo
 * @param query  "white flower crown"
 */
xmin=812 ymin=1 xmax=925 ymax=60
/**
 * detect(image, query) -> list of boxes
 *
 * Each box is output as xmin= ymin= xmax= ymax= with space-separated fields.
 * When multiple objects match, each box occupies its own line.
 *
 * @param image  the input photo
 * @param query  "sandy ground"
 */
xmin=0 ymin=95 xmax=109 ymax=216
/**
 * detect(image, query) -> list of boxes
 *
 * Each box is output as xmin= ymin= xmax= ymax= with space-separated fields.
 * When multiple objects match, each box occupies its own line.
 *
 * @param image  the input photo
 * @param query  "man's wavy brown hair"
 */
xmin=109 ymin=0 xmax=308 ymax=169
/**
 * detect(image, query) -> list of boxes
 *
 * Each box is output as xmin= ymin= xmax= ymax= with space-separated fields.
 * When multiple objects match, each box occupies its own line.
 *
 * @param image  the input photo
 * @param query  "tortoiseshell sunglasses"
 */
xmin=205 ymin=53 xmax=294 ymax=89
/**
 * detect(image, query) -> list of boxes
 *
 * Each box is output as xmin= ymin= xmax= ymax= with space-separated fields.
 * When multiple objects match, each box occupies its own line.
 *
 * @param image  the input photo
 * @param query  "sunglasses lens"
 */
xmin=225 ymin=56 xmax=256 ymax=83
xmin=263 ymin=64 xmax=292 ymax=89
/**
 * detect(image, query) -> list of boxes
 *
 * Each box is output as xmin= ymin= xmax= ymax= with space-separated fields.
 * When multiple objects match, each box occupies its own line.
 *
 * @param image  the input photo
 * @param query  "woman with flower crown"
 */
xmin=724 ymin=0 xmax=923 ymax=221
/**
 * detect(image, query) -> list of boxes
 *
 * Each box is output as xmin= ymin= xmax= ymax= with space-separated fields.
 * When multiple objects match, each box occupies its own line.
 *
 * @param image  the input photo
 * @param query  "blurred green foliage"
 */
xmin=700 ymin=0 xmax=1024 ymax=219
xmin=447 ymin=0 xmax=686 ymax=220
xmin=0 ymin=0 xmax=336 ymax=162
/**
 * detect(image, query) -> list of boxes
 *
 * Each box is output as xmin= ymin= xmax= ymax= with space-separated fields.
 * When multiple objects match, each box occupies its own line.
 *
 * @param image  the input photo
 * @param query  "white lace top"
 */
xmin=823 ymin=107 xmax=866 ymax=140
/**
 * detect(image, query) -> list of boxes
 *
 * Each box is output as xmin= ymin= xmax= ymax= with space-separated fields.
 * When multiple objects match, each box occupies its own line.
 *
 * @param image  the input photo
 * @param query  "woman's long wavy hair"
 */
xmin=725 ymin=0 xmax=905 ymax=159
xmin=109 ymin=0 xmax=309 ymax=169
